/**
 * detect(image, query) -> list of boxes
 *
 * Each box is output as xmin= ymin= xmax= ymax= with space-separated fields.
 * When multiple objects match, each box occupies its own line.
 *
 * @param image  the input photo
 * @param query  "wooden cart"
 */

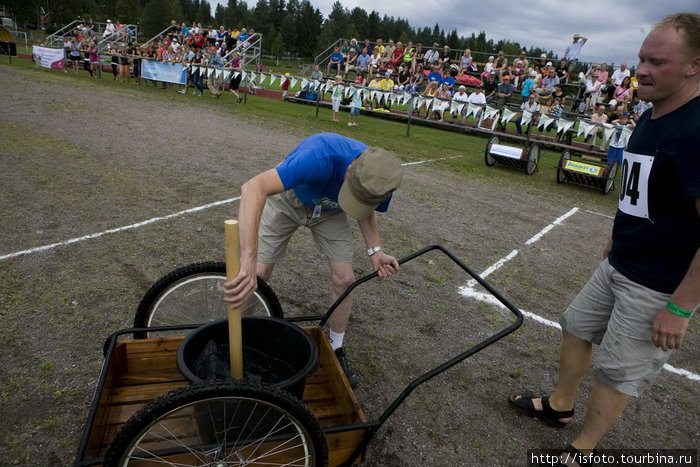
xmin=74 ymin=245 xmax=523 ymax=467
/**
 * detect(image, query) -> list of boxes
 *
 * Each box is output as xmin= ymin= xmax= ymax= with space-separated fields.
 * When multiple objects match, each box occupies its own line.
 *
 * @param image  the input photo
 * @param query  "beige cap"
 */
xmin=338 ymin=148 xmax=403 ymax=220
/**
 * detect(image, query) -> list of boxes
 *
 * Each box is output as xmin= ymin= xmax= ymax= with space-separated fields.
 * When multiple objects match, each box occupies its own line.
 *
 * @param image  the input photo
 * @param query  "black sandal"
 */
xmin=509 ymin=390 xmax=574 ymax=428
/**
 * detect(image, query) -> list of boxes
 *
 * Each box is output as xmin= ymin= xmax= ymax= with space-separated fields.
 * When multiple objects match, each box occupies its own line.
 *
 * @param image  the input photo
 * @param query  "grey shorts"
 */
xmin=258 ymin=189 xmax=354 ymax=264
xmin=560 ymin=258 xmax=671 ymax=396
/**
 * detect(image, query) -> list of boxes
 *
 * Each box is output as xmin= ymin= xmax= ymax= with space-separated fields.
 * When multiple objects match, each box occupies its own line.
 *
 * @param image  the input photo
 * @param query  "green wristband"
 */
xmin=667 ymin=301 xmax=693 ymax=319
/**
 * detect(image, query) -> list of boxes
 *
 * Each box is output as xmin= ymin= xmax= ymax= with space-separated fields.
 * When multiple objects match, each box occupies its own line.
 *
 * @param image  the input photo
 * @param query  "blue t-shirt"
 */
xmin=608 ymin=97 xmax=700 ymax=293
xmin=427 ymin=72 xmax=442 ymax=83
xmin=521 ymin=78 xmax=535 ymax=97
xmin=441 ymin=75 xmax=455 ymax=87
xmin=330 ymin=51 xmax=344 ymax=66
xmin=275 ymin=133 xmax=391 ymax=213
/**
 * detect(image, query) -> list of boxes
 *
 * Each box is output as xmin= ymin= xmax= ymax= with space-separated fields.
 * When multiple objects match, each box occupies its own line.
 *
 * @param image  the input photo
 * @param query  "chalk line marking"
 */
xmin=1 ymin=197 xmax=241 ymax=261
xmin=1 ymin=156 xmax=452 ymax=262
xmin=458 ymin=207 xmax=700 ymax=383
xmin=584 ymin=209 xmax=615 ymax=219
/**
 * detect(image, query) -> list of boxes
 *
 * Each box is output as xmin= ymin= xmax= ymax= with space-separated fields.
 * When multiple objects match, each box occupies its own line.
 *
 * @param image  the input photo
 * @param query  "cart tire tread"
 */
xmin=104 ymin=379 xmax=328 ymax=466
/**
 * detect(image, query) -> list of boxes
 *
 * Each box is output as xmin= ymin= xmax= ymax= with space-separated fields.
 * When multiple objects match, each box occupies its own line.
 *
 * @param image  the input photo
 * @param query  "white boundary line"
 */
xmin=458 ymin=207 xmax=700 ymax=383
xmin=0 ymin=158 xmax=456 ymax=262
xmin=0 ymin=197 xmax=241 ymax=261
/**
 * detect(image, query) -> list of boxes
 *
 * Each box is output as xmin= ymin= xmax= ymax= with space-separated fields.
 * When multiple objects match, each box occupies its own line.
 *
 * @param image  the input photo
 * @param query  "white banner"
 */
xmin=32 ymin=46 xmax=65 ymax=71
xmin=501 ymin=108 xmax=517 ymax=124
xmin=141 ymin=60 xmax=186 ymax=85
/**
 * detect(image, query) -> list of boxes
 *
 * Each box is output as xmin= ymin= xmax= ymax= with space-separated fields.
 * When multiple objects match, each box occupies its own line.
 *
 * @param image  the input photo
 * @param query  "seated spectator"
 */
xmin=456 ymin=49 xmax=475 ymax=82
xmin=349 ymin=38 xmax=361 ymax=56
xmin=440 ymin=66 xmax=456 ymax=90
xmin=631 ymin=91 xmax=652 ymax=121
xmin=340 ymin=39 xmax=350 ymax=57
xmin=517 ymin=50 xmax=529 ymax=73
xmin=597 ymin=62 xmax=610 ymax=93
xmin=451 ymin=85 xmax=470 ymax=123
xmin=343 ymin=49 xmax=358 ymax=79
xmin=436 ymin=82 xmax=452 ymax=120
xmin=493 ymin=51 xmax=508 ymax=79
xmin=412 ymin=42 xmax=425 ymax=72
xmin=552 ymin=84 xmax=567 ymax=107
xmin=613 ymin=75 xmax=633 ymax=104
xmin=383 ymin=39 xmax=395 ymax=66
xmin=402 ymin=41 xmax=415 ymax=68
xmin=467 ymin=84 xmax=487 ymax=126
xmin=483 ymin=72 xmax=499 ymax=104
xmin=514 ymin=92 xmax=541 ymax=135
xmin=424 ymin=43 xmax=440 ymax=67
xmin=395 ymin=64 xmax=411 ymax=90
xmin=606 ymin=62 xmax=630 ymax=100
xmin=580 ymin=71 xmax=602 ymax=113
xmin=354 ymin=70 xmax=367 ymax=87
xmin=496 ymin=74 xmax=514 ymax=108
xmin=355 ymin=48 xmax=371 ymax=76
xmin=535 ymin=67 xmax=560 ymax=96
xmin=388 ymin=41 xmax=404 ymax=71
xmin=512 ymin=59 xmax=526 ymax=89
xmin=310 ymin=64 xmax=323 ymax=81
xmin=426 ymin=63 xmax=442 ymax=84
xmin=555 ymin=58 xmax=569 ymax=83
xmin=586 ymin=103 xmax=609 ymax=147
xmin=520 ymin=70 xmax=537 ymax=102
xmin=237 ymin=28 xmax=248 ymax=48
xmin=207 ymin=27 xmax=217 ymax=47
xmin=418 ymin=80 xmax=439 ymax=117
xmin=481 ymin=55 xmax=495 ymax=80
xmin=439 ymin=45 xmax=452 ymax=66
xmin=366 ymin=74 xmax=382 ymax=109
xmin=375 ymin=38 xmax=386 ymax=58
xmin=368 ymin=48 xmax=382 ymax=78
xmin=103 ymin=19 xmax=115 ymax=38
xmin=407 ymin=64 xmax=425 ymax=93
xmin=361 ymin=38 xmax=372 ymax=56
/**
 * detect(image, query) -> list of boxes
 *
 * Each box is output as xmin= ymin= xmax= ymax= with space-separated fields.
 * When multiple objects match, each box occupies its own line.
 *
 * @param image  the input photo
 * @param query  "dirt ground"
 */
xmin=0 ymin=64 xmax=697 ymax=466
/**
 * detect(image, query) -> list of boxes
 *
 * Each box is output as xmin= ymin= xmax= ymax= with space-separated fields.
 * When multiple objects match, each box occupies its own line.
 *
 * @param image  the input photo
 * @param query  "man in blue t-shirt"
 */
xmin=223 ymin=133 xmax=403 ymax=388
xmin=327 ymin=47 xmax=344 ymax=76
xmin=510 ymin=13 xmax=700 ymax=461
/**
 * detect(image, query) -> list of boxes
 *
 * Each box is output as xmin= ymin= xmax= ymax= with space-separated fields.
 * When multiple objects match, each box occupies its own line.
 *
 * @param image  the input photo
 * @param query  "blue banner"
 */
xmin=141 ymin=60 xmax=186 ymax=85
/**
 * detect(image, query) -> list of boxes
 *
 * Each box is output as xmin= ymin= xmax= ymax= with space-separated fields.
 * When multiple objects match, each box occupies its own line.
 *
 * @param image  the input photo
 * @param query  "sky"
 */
xmin=216 ymin=0 xmax=698 ymax=67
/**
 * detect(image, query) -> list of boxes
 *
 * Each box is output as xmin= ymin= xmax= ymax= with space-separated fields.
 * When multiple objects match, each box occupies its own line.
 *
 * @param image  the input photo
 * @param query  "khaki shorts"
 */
xmin=560 ymin=258 xmax=671 ymax=397
xmin=258 ymin=189 xmax=354 ymax=264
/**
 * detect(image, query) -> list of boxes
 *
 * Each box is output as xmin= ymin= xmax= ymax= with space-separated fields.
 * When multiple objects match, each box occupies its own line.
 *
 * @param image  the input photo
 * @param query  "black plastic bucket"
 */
xmin=177 ymin=316 xmax=318 ymax=399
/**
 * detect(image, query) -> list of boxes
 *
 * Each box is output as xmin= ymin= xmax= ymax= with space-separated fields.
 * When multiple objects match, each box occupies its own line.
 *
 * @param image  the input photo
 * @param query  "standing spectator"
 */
xmin=207 ymin=47 xmax=224 ymax=98
xmin=228 ymin=51 xmax=243 ymax=102
xmin=606 ymin=111 xmax=636 ymax=164
xmin=128 ymin=44 xmax=141 ymax=84
xmin=67 ymin=38 xmax=81 ymax=76
xmin=347 ymin=86 xmax=363 ymax=126
xmin=330 ymin=75 xmax=343 ymax=122
xmin=496 ymin=74 xmax=514 ymax=108
xmin=563 ymin=33 xmax=588 ymax=75
xmin=190 ymin=48 xmax=205 ymax=96
xmin=222 ymin=134 xmax=403 ymax=389
xmin=88 ymin=40 xmax=100 ymax=78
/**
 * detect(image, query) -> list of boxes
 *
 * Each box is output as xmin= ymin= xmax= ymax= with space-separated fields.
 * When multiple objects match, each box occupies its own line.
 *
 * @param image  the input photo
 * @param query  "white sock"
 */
xmin=329 ymin=331 xmax=344 ymax=351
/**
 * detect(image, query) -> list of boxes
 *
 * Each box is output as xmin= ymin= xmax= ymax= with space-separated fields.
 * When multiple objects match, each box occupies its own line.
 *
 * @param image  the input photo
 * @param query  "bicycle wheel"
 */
xmin=602 ymin=160 xmax=618 ymax=195
xmin=134 ymin=262 xmax=283 ymax=336
xmin=104 ymin=380 xmax=328 ymax=467
xmin=557 ymin=150 xmax=571 ymax=184
xmin=525 ymin=143 xmax=539 ymax=175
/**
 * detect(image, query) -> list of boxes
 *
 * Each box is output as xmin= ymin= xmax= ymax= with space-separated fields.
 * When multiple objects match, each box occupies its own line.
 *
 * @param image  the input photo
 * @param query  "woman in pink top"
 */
xmin=614 ymin=76 xmax=633 ymax=103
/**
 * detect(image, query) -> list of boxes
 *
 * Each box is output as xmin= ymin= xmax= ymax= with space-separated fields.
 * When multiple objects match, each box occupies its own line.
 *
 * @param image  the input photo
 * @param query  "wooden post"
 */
xmin=224 ymin=219 xmax=244 ymax=379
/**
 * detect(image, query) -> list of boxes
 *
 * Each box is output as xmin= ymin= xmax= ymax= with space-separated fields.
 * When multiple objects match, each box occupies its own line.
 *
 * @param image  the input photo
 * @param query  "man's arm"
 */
xmin=652 ymin=198 xmax=700 ymax=351
xmin=223 ymin=169 xmax=285 ymax=308
xmin=356 ymin=211 xmax=399 ymax=279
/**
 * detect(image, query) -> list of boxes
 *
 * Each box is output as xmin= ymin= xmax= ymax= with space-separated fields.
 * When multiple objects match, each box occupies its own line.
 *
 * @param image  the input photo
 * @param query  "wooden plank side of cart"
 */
xmin=81 ymin=327 xmax=367 ymax=465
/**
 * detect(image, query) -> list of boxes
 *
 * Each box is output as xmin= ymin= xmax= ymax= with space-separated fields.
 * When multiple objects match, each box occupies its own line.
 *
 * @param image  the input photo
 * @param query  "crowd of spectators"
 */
xmin=50 ymin=23 xmax=649 ymax=140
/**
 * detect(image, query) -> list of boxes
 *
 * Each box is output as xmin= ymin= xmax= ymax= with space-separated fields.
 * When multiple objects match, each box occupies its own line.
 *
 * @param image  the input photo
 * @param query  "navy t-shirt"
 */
xmin=608 ymin=97 xmax=700 ymax=293
xmin=275 ymin=133 xmax=391 ymax=213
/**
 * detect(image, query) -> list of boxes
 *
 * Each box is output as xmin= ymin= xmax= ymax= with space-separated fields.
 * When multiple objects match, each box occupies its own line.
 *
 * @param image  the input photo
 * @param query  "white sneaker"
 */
xmin=192 ymin=91 xmax=197 ymax=95
xmin=178 ymin=89 xmax=186 ymax=94
xmin=348 ymin=122 xmax=353 ymax=126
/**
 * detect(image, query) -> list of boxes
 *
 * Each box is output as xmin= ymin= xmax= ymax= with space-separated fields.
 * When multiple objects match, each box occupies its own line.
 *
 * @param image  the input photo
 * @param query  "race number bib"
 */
xmin=618 ymin=151 xmax=655 ymax=219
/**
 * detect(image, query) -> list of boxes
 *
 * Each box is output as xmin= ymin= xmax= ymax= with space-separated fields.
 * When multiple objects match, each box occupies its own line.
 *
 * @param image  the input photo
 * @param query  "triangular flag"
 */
xmin=484 ymin=105 xmax=499 ymax=119
xmin=538 ymin=114 xmax=555 ymax=130
xmin=290 ymin=78 xmax=298 ymax=89
xmin=577 ymin=120 xmax=594 ymax=137
xmin=602 ymin=124 xmax=616 ymax=144
xmin=501 ymin=108 xmax=517 ymax=123
xmin=300 ymin=78 xmax=308 ymax=90
xmin=556 ymin=119 xmax=575 ymax=135
xmin=521 ymin=110 xmax=533 ymax=126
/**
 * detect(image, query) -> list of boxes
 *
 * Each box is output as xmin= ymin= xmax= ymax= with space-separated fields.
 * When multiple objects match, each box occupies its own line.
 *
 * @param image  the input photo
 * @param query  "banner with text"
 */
xmin=32 ymin=46 xmax=65 ymax=71
xmin=141 ymin=60 xmax=186 ymax=85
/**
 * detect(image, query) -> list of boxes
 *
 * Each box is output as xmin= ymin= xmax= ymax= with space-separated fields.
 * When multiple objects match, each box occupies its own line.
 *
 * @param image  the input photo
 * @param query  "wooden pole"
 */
xmin=224 ymin=219 xmax=244 ymax=379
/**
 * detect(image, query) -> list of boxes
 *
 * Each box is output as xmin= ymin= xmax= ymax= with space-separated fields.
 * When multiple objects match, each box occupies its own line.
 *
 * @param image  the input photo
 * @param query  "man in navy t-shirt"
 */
xmin=223 ymin=133 xmax=403 ymax=387
xmin=510 ymin=12 xmax=699 ymax=461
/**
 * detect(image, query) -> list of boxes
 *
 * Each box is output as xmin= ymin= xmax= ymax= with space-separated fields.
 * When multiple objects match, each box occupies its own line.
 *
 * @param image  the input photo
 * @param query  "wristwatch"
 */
xmin=367 ymin=246 xmax=382 ymax=256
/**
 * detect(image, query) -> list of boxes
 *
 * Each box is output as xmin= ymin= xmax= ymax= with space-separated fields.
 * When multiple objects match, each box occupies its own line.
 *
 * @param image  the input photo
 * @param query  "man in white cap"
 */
xmin=103 ymin=19 xmax=115 ymax=38
xmin=564 ymin=33 xmax=588 ymax=74
xmin=223 ymin=133 xmax=403 ymax=388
